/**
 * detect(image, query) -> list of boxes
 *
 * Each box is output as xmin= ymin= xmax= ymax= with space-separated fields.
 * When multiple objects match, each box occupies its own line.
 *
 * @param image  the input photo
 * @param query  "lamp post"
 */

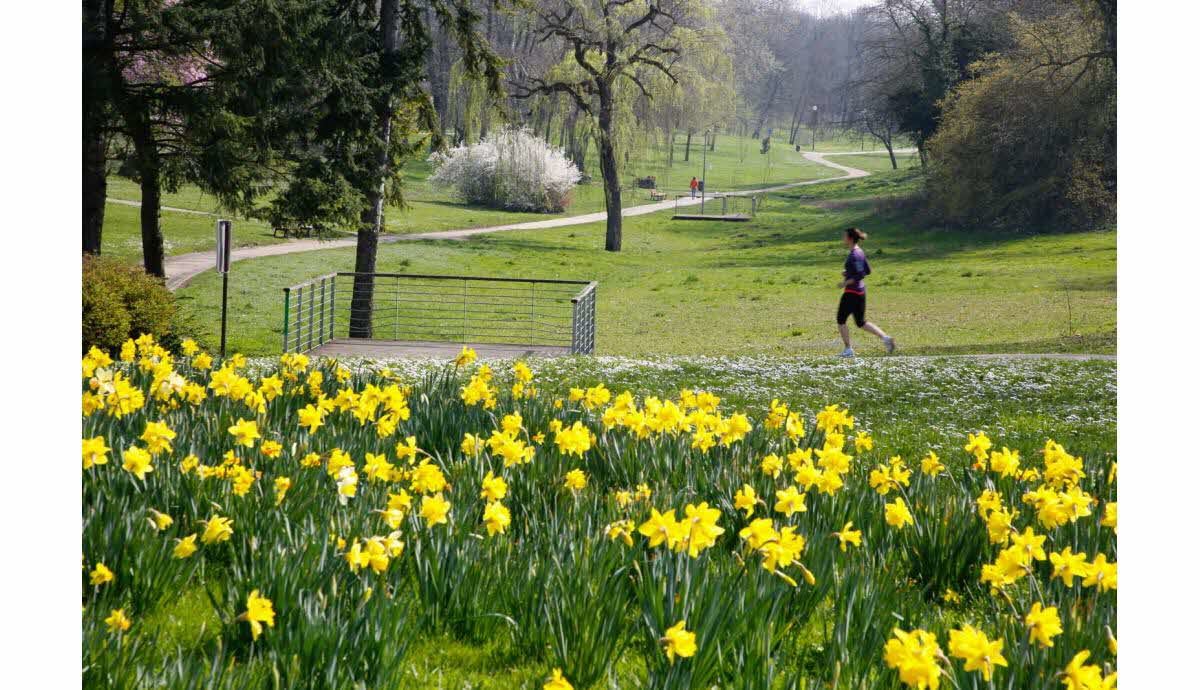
xmin=701 ymin=128 xmax=710 ymax=214
xmin=811 ymin=105 xmax=818 ymax=151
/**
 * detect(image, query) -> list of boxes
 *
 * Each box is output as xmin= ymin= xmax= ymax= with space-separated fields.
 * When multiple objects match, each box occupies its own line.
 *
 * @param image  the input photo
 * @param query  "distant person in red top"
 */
xmin=689 ymin=177 xmax=699 ymax=198
xmin=837 ymin=227 xmax=895 ymax=358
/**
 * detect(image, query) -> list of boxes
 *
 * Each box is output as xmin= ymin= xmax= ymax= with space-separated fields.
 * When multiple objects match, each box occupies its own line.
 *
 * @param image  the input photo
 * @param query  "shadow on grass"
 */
xmin=900 ymin=332 xmax=1116 ymax=356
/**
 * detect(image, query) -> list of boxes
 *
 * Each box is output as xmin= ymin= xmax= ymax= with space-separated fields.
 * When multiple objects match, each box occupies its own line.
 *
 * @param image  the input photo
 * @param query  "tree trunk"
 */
xmin=667 ymin=129 xmax=675 ymax=167
xmin=426 ymin=7 xmax=450 ymax=146
xmin=138 ymin=156 xmax=165 ymax=278
xmin=83 ymin=120 xmax=107 ymax=256
xmin=598 ymin=84 xmax=622 ymax=252
xmin=884 ymin=137 xmax=897 ymax=169
xmin=753 ymin=76 xmax=781 ymax=141
xmin=788 ymin=97 xmax=806 ymax=144
xmin=350 ymin=0 xmax=401 ymax=338
xmin=709 ymin=131 xmax=716 ymax=151
xmin=126 ymin=101 xmax=165 ymax=277
xmin=82 ymin=0 xmax=108 ymax=255
xmin=683 ymin=129 xmax=692 ymax=162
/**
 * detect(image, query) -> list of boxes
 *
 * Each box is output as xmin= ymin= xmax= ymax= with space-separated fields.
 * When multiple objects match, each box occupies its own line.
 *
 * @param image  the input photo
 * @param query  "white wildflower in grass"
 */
xmin=428 ymin=126 xmax=582 ymax=213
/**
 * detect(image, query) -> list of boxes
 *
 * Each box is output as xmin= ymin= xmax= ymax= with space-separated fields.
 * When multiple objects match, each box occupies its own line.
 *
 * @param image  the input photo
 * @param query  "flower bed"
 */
xmin=82 ymin=336 xmax=1116 ymax=689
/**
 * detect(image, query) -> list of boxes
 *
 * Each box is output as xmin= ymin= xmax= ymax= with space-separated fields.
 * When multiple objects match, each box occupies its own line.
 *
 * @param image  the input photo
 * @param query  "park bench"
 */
xmin=648 ymin=189 xmax=667 ymax=201
xmin=272 ymin=224 xmax=317 ymax=239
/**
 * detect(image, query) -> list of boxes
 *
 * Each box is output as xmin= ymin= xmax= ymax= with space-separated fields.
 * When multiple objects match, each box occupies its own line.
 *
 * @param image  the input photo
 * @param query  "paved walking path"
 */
xmin=106 ymin=197 xmax=215 ymax=216
xmin=162 ymin=149 xmax=909 ymax=290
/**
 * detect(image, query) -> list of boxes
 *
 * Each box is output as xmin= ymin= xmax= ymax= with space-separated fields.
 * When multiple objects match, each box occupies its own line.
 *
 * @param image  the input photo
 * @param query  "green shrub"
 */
xmin=82 ymin=255 xmax=176 ymax=354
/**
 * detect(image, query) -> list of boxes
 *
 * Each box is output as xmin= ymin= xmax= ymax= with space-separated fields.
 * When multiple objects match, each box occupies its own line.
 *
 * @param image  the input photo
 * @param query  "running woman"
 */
xmin=836 ymin=227 xmax=895 ymax=357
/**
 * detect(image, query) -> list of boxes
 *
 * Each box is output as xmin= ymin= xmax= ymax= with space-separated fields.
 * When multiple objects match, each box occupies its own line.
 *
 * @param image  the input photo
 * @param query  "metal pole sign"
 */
xmin=216 ymin=220 xmax=232 ymax=358
xmin=216 ymin=220 xmax=232 ymax=273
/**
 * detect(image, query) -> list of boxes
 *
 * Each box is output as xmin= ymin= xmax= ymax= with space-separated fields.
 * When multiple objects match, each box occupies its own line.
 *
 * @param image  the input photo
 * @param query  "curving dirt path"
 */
xmin=162 ymin=149 xmax=908 ymax=290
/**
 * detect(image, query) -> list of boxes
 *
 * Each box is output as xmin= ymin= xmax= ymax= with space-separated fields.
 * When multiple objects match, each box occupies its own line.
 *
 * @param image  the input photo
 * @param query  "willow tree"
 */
xmin=517 ymin=0 xmax=700 ymax=252
xmin=639 ymin=24 xmax=734 ymax=172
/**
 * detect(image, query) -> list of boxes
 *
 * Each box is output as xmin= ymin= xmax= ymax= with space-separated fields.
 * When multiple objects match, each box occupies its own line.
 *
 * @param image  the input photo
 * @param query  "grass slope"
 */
xmin=99 ymin=133 xmax=839 ymax=258
xmin=175 ymin=168 xmax=1115 ymax=357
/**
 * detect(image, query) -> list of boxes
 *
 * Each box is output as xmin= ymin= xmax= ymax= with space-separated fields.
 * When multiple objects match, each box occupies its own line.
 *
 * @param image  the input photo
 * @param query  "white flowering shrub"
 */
xmin=428 ymin=127 xmax=582 ymax=213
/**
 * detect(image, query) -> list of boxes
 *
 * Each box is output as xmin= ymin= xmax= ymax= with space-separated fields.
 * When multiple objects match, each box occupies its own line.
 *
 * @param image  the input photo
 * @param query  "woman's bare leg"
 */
xmin=838 ymin=324 xmax=852 ymax=348
xmin=862 ymin=322 xmax=888 ymax=340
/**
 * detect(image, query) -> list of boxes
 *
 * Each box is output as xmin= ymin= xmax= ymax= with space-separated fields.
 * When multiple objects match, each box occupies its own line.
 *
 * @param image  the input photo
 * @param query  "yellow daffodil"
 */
xmin=274 ymin=477 xmax=292 ymax=505
xmin=121 ymin=446 xmax=154 ymax=481
xmin=227 ymin=418 xmax=261 ymax=448
xmin=947 ymin=624 xmax=1007 ymax=681
xmin=920 ymin=451 xmax=945 ymax=476
xmin=1081 ymin=553 xmax=1117 ymax=592
xmin=104 ymin=608 xmax=131 ymax=634
xmin=555 ymin=421 xmax=592 ymax=457
xmin=734 ymin=484 xmax=758 ymax=517
xmin=238 ymin=590 xmax=276 ymax=641
xmin=89 ymin=562 xmax=114 ymax=586
xmin=298 ymin=404 xmax=325 ymax=434
xmin=201 ymin=515 xmax=234 ymax=544
xmin=480 ymin=471 xmax=508 ymax=501
xmin=173 ymin=534 xmax=199 ymax=559
xmin=883 ymin=628 xmax=942 ymax=690
xmin=1101 ymin=502 xmax=1116 ymax=532
xmin=606 ymin=519 xmax=635 ymax=547
xmin=661 ymin=620 xmax=697 ymax=663
xmin=544 ymin=668 xmax=573 ymax=690
xmin=1062 ymin=651 xmax=1104 ymax=690
xmin=563 ymin=468 xmax=588 ymax=492
xmin=82 ymin=437 xmax=111 ymax=470
xmin=147 ymin=509 xmax=173 ymax=531
xmin=760 ymin=453 xmax=784 ymax=478
xmin=774 ymin=486 xmax=807 ymax=516
xmin=421 ymin=493 xmax=451 ymax=527
xmin=1024 ymin=602 xmax=1062 ymax=648
xmin=454 ymin=346 xmax=477 ymax=367
xmin=639 ymin=508 xmax=684 ymax=550
xmin=834 ymin=522 xmax=862 ymax=551
xmin=482 ymin=501 xmax=511 ymax=536
xmin=884 ymin=498 xmax=914 ymax=529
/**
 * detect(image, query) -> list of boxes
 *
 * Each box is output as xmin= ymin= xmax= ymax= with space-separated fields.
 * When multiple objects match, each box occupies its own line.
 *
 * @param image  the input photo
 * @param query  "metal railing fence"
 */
xmin=282 ymin=273 xmax=596 ymax=355
xmin=673 ymin=192 xmax=764 ymax=217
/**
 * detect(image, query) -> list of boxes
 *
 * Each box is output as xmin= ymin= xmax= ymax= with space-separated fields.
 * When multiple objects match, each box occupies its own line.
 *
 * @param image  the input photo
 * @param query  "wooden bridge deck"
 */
xmin=671 ymin=213 xmax=751 ymax=221
xmin=308 ymin=338 xmax=572 ymax=360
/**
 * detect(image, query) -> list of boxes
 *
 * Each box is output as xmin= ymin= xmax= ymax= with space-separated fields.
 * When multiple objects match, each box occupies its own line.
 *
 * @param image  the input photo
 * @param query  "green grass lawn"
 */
xmin=101 ymin=202 xmax=288 ymax=264
xmin=175 ymin=168 xmax=1115 ymax=357
xmin=829 ymin=151 xmax=921 ymax=174
xmin=99 ymin=133 xmax=842 ymax=258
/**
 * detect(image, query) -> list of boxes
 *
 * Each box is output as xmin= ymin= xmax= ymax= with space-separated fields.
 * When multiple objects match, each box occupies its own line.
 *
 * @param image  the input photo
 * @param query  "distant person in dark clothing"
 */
xmin=689 ymin=177 xmax=699 ymax=198
xmin=837 ymin=227 xmax=895 ymax=357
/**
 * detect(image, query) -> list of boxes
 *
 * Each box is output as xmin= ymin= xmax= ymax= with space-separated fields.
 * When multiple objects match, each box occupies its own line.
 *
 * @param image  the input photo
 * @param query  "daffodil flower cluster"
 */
xmin=81 ymin=337 xmax=1115 ymax=689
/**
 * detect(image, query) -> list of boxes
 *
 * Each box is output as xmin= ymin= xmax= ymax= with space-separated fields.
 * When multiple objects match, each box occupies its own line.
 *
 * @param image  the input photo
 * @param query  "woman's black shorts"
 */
xmin=836 ymin=292 xmax=866 ymax=327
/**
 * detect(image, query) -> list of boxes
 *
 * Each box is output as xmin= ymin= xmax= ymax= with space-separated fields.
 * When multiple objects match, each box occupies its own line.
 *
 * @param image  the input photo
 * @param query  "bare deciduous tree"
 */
xmin=515 ymin=0 xmax=699 ymax=252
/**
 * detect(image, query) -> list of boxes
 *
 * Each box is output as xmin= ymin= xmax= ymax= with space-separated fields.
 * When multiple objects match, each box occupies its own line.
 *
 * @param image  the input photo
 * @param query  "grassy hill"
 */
xmin=99 ymin=132 xmax=853 ymax=262
xmin=174 ymin=168 xmax=1115 ymax=357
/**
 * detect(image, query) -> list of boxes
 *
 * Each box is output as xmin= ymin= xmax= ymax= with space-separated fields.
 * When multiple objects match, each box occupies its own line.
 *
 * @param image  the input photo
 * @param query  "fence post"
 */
xmin=530 ymin=282 xmax=535 ymax=346
xmin=394 ymin=275 xmax=400 ymax=341
xmin=282 ymin=288 xmax=291 ymax=353
xmin=570 ymin=296 xmax=579 ymax=354
xmin=307 ymin=282 xmax=315 ymax=351
xmin=588 ymin=287 xmax=596 ymax=354
xmin=295 ymin=286 xmax=303 ymax=353
xmin=319 ymin=278 xmax=326 ymax=349
xmin=328 ymin=276 xmax=336 ymax=341
xmin=461 ymin=279 xmax=468 ymax=343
